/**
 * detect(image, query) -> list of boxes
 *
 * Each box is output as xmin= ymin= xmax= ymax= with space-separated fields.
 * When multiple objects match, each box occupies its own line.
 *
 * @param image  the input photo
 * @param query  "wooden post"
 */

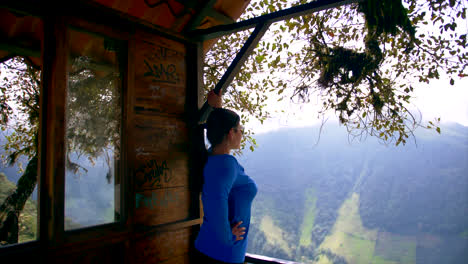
xmin=39 ymin=15 xmax=68 ymax=247
xmin=185 ymin=41 xmax=205 ymax=221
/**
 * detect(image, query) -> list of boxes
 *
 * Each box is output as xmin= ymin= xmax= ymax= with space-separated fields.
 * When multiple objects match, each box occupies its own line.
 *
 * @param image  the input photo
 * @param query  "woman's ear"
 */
xmin=227 ymin=128 xmax=235 ymax=142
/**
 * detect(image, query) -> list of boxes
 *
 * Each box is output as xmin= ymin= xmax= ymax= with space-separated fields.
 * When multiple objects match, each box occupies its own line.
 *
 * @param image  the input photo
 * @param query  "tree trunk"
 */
xmin=0 ymin=156 xmax=38 ymax=244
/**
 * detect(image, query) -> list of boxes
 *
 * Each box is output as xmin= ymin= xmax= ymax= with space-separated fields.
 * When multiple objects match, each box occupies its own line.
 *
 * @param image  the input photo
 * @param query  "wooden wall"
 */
xmin=128 ymin=31 xmax=201 ymax=263
xmin=0 ymin=4 xmax=204 ymax=263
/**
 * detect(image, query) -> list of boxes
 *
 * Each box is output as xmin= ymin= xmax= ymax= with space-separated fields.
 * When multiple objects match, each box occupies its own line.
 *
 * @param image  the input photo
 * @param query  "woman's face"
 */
xmin=230 ymin=123 xmax=244 ymax=149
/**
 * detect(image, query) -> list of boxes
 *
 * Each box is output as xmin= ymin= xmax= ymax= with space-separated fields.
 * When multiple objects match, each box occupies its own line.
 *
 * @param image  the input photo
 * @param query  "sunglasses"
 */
xmin=234 ymin=125 xmax=245 ymax=134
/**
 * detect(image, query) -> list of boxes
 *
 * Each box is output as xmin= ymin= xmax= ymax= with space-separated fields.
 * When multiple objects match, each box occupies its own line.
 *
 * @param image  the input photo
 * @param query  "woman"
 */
xmin=193 ymin=91 xmax=257 ymax=264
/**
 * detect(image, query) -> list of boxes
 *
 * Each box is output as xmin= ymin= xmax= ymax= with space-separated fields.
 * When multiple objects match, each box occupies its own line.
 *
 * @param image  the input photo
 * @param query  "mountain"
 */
xmin=239 ymin=122 xmax=468 ymax=264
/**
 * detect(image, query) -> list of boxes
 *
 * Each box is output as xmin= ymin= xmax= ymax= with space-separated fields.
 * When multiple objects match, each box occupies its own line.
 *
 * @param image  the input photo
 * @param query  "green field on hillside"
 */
xmin=317 ymin=193 xmax=416 ymax=264
xmin=260 ymin=215 xmax=293 ymax=257
xmin=299 ymin=188 xmax=317 ymax=247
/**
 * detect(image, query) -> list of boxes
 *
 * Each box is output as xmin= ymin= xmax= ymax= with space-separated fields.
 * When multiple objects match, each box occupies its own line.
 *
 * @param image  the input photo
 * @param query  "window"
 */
xmin=0 ymin=9 xmax=42 ymax=246
xmin=64 ymin=29 xmax=123 ymax=230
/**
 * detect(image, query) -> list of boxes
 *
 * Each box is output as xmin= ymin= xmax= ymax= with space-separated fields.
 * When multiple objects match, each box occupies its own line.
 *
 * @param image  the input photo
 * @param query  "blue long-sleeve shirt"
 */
xmin=195 ymin=154 xmax=257 ymax=263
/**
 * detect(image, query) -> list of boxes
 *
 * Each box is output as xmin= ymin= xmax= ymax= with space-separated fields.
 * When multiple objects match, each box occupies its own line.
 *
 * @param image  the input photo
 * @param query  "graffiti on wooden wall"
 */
xmin=144 ymin=61 xmax=179 ymax=84
xmin=136 ymin=159 xmax=171 ymax=187
xmin=143 ymin=45 xmax=182 ymax=84
xmin=135 ymin=190 xmax=180 ymax=209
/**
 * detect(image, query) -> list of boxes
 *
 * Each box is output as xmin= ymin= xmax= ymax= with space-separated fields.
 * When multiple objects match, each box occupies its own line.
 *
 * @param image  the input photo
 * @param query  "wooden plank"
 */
xmin=51 ymin=242 xmax=125 ymax=264
xmin=132 ymin=114 xmax=190 ymax=191
xmin=133 ymin=227 xmax=192 ymax=263
xmin=134 ymin=187 xmax=190 ymax=226
xmin=135 ymin=218 xmax=201 ymax=235
xmin=134 ymin=34 xmax=187 ymax=116
xmin=133 ymin=31 xmax=186 ymax=69
xmin=158 ymin=254 xmax=189 ymax=264
xmin=134 ymin=155 xmax=189 ymax=191
xmin=133 ymin=115 xmax=189 ymax=154
xmin=39 ymin=15 xmax=68 ymax=246
xmin=55 ymin=229 xmax=131 ymax=255
xmin=66 ymin=16 xmax=132 ymax=41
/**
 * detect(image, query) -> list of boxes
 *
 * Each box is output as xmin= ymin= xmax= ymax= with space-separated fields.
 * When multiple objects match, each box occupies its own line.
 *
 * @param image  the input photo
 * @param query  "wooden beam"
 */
xmin=189 ymin=0 xmax=362 ymax=40
xmin=182 ymin=0 xmax=236 ymax=31
xmin=0 ymin=0 xmax=44 ymax=17
xmin=0 ymin=42 xmax=41 ymax=58
xmin=184 ymin=0 xmax=218 ymax=31
xmin=198 ymin=22 xmax=271 ymax=123
xmin=2 ymin=0 xmax=195 ymax=44
xmin=39 ymin=15 xmax=68 ymax=247
xmin=134 ymin=218 xmax=202 ymax=237
xmin=206 ymin=9 xmax=235 ymax=25
xmin=173 ymin=0 xmax=197 ymax=9
xmin=185 ymin=42 xmax=205 ymax=220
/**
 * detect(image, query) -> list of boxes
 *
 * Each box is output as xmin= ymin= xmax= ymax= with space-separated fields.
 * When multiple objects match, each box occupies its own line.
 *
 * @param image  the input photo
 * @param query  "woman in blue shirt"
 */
xmin=193 ymin=92 xmax=257 ymax=264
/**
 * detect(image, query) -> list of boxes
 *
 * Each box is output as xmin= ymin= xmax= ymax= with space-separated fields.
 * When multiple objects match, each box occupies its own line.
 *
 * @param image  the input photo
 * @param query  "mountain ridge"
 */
xmin=240 ymin=122 xmax=468 ymax=263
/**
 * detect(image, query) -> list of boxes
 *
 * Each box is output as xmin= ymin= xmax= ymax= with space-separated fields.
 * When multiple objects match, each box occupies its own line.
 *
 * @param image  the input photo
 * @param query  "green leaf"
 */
xmin=255 ymin=55 xmax=265 ymax=64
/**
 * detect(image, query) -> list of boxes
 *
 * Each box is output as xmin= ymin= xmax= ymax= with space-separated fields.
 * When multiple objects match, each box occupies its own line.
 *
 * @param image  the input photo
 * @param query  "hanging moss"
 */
xmin=311 ymin=0 xmax=416 ymax=117
xmin=317 ymin=44 xmax=381 ymax=88
xmin=358 ymin=0 xmax=415 ymax=41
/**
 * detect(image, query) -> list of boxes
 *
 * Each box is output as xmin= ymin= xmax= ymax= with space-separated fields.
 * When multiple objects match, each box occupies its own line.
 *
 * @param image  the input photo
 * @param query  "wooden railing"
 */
xmin=244 ymin=253 xmax=303 ymax=264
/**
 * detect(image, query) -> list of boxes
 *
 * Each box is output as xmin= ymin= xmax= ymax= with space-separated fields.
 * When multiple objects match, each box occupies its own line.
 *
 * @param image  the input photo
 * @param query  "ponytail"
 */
xmin=194 ymin=108 xmax=240 ymax=193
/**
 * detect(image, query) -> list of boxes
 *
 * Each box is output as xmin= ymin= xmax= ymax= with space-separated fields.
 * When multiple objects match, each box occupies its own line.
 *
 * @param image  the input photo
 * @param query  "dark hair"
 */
xmin=193 ymin=108 xmax=240 ymax=193
xmin=206 ymin=108 xmax=240 ymax=147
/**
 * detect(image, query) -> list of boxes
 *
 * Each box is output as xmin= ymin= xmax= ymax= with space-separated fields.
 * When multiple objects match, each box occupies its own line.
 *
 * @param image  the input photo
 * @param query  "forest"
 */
xmin=239 ymin=122 xmax=468 ymax=264
xmin=1 ymin=121 xmax=467 ymax=262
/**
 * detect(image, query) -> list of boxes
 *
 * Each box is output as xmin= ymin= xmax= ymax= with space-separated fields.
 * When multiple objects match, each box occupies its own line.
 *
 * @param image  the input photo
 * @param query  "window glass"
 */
xmin=0 ymin=9 xmax=42 ymax=246
xmin=0 ymin=56 xmax=41 ymax=245
xmin=65 ymin=29 xmax=122 ymax=230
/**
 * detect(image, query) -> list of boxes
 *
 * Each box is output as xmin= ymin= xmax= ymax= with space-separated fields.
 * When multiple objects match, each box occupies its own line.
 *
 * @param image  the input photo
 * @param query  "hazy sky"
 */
xmin=247 ymin=74 xmax=468 ymax=134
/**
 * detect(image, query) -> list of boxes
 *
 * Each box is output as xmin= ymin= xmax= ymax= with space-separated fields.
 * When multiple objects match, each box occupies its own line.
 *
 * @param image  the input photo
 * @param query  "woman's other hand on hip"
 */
xmin=231 ymin=221 xmax=245 ymax=241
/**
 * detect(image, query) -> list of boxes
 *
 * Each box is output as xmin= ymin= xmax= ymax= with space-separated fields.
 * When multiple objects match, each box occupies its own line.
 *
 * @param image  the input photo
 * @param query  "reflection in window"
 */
xmin=65 ymin=30 xmax=122 ymax=230
xmin=0 ymin=56 xmax=40 ymax=245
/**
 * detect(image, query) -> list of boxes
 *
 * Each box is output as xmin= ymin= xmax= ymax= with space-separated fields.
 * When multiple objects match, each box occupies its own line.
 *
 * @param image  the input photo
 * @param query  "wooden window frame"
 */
xmin=0 ymin=9 xmax=44 ymax=254
xmin=51 ymin=17 xmax=132 ymax=246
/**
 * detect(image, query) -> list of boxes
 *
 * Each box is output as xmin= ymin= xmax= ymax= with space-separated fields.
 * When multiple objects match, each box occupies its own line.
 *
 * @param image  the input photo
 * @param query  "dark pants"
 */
xmin=191 ymin=248 xmax=244 ymax=264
